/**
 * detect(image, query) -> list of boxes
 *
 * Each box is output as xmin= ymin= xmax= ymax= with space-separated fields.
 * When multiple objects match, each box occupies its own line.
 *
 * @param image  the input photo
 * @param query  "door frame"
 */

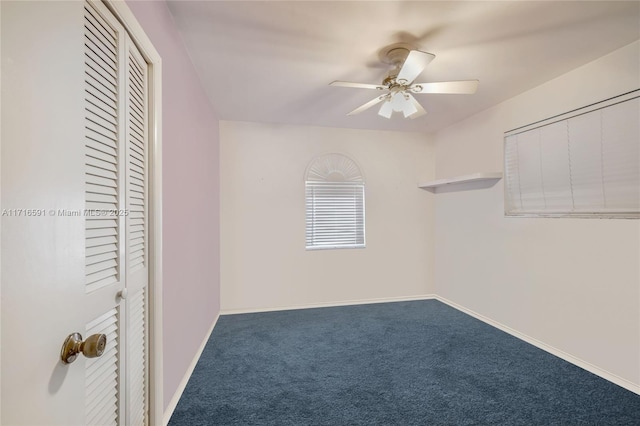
xmin=100 ymin=1 xmax=164 ymax=424
xmin=0 ymin=1 xmax=3 ymax=422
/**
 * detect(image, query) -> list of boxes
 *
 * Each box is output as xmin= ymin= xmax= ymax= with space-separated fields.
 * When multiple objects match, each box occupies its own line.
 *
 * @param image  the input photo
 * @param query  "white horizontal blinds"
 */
xmin=306 ymin=182 xmax=365 ymax=248
xmin=515 ymin=130 xmax=545 ymax=211
xmin=305 ymin=153 xmax=365 ymax=249
xmin=127 ymin=42 xmax=147 ymax=273
xmin=540 ymin=122 xmax=573 ymax=211
xmin=504 ymin=94 xmax=640 ymax=217
xmin=127 ymin=289 xmax=147 ymax=426
xmin=85 ymin=308 xmax=120 ymax=426
xmin=602 ymin=100 xmax=640 ymax=210
xmin=570 ymin=112 xmax=605 ymax=210
xmin=84 ymin=3 xmax=121 ymax=292
xmin=504 ymin=137 xmax=522 ymax=213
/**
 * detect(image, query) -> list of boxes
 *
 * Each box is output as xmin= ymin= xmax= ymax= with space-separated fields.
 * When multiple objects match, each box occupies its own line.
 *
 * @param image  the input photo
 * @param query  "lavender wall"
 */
xmin=126 ymin=0 xmax=221 ymax=411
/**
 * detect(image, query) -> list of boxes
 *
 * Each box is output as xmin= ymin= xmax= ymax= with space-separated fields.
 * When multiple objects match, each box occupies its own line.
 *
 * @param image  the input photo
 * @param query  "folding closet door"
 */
xmin=1 ymin=1 xmax=150 ymax=423
xmin=83 ymin=2 xmax=127 ymax=424
xmin=84 ymin=2 xmax=149 ymax=425
xmin=124 ymin=34 xmax=150 ymax=426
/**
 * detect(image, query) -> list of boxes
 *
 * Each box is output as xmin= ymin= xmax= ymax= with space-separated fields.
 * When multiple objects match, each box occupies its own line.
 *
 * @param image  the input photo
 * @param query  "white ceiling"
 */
xmin=166 ymin=1 xmax=639 ymax=133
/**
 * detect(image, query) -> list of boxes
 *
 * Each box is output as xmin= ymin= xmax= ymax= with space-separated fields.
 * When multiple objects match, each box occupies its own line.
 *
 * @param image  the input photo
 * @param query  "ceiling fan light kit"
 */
xmin=331 ymin=44 xmax=479 ymax=119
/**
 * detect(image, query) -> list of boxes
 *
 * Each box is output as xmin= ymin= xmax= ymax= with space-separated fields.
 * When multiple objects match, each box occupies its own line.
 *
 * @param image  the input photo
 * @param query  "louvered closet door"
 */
xmin=1 ymin=1 xmax=152 ymax=424
xmin=84 ymin=2 xmax=127 ymax=425
xmin=125 ymin=37 xmax=149 ymax=426
xmin=84 ymin=2 xmax=149 ymax=425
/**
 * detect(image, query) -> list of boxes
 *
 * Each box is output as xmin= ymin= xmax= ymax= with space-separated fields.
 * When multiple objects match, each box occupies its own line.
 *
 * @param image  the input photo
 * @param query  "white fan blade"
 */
xmin=407 ymin=94 xmax=427 ymax=119
xmin=378 ymin=100 xmax=393 ymax=119
xmin=347 ymin=95 xmax=388 ymax=116
xmin=409 ymin=80 xmax=479 ymax=94
xmin=330 ymin=81 xmax=386 ymax=90
xmin=396 ymin=50 xmax=435 ymax=85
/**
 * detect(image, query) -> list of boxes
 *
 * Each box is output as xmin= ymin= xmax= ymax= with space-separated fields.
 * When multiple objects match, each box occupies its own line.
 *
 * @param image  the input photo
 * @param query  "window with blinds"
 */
xmin=305 ymin=153 xmax=366 ymax=249
xmin=504 ymin=91 xmax=640 ymax=218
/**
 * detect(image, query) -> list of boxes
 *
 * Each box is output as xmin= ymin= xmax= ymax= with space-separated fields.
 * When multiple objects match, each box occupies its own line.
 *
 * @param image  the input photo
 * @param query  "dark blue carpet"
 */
xmin=168 ymin=300 xmax=640 ymax=425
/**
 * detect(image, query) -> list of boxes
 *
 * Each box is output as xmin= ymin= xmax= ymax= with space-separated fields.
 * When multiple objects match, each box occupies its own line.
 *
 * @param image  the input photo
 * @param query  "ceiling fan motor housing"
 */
xmin=386 ymin=47 xmax=410 ymax=65
xmin=383 ymin=47 xmax=411 ymax=82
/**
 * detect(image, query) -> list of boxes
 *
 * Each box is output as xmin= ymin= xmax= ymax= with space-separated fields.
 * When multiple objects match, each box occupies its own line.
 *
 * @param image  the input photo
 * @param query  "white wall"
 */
xmin=221 ymin=121 xmax=435 ymax=312
xmin=433 ymin=41 xmax=640 ymax=389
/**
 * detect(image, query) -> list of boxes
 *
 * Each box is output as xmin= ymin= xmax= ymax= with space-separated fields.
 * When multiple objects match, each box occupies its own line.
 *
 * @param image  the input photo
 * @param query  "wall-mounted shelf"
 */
xmin=419 ymin=172 xmax=503 ymax=191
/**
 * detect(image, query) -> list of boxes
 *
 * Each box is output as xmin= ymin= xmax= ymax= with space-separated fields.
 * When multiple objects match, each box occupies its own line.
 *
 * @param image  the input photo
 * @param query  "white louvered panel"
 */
xmin=85 ymin=309 xmax=120 ymax=426
xmin=85 ymin=3 xmax=120 ymax=293
xmin=128 ymin=289 xmax=147 ymax=426
xmin=127 ymin=48 xmax=147 ymax=274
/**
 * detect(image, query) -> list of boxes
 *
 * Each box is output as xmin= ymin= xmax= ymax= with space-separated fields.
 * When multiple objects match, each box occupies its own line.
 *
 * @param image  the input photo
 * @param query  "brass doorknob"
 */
xmin=60 ymin=332 xmax=107 ymax=364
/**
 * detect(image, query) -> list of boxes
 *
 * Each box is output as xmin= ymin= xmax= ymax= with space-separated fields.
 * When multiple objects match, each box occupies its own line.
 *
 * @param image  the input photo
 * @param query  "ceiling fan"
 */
xmin=330 ymin=45 xmax=478 ymax=119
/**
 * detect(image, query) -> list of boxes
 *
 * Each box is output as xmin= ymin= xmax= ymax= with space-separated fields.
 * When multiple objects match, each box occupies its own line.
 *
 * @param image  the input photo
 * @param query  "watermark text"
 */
xmin=2 ymin=209 xmax=130 ymax=217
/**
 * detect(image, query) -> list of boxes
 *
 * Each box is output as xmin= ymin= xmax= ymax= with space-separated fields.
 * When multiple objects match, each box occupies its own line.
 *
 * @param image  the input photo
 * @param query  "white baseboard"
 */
xmin=435 ymin=295 xmax=640 ymax=395
xmin=220 ymin=294 xmax=437 ymax=315
xmin=163 ymin=313 xmax=220 ymax=426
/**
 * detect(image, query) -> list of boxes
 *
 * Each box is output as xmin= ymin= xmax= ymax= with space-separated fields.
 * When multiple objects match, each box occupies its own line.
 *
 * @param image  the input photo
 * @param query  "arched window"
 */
xmin=305 ymin=153 xmax=365 ymax=249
